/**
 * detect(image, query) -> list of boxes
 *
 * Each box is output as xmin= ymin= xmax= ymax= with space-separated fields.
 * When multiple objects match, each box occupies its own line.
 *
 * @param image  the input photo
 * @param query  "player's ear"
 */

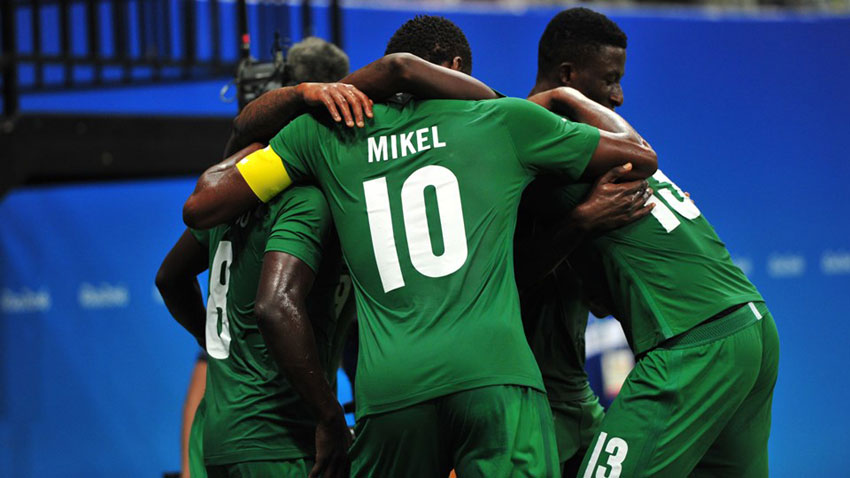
xmin=450 ymin=56 xmax=467 ymax=74
xmin=558 ymin=62 xmax=575 ymax=86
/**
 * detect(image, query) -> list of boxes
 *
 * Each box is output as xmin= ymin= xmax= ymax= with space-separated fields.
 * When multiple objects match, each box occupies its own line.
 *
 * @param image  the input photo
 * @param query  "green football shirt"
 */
xmin=520 ymin=265 xmax=595 ymax=401
xmin=191 ymin=186 xmax=346 ymax=465
xmin=554 ymin=169 xmax=763 ymax=355
xmin=267 ymin=97 xmax=600 ymax=417
xmin=515 ymin=179 xmax=597 ymax=403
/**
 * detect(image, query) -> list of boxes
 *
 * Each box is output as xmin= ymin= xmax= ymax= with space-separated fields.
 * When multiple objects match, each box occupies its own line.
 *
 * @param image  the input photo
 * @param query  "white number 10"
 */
xmin=364 ymin=165 xmax=469 ymax=293
xmin=647 ymin=170 xmax=701 ymax=233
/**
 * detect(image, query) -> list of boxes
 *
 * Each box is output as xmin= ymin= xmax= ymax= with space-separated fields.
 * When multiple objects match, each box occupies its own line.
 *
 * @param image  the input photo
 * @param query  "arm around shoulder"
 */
xmin=183 ymin=142 xmax=267 ymax=229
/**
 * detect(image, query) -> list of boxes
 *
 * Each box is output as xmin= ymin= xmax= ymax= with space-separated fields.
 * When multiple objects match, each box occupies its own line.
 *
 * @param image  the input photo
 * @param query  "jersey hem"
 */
xmin=544 ymin=382 xmax=597 ymax=403
xmin=633 ymin=294 xmax=765 ymax=355
xmin=356 ymin=375 xmax=546 ymax=419
xmin=204 ymin=447 xmax=313 ymax=466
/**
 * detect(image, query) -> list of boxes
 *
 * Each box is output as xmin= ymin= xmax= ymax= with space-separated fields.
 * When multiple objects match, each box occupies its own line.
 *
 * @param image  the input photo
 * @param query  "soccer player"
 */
xmin=183 ymin=49 xmax=656 ymax=476
xmin=517 ymin=9 xmax=633 ymax=476
xmin=202 ymin=15 xmax=650 ymax=475
xmin=382 ymin=15 xmax=652 ymax=477
xmin=156 ymin=180 xmax=353 ymax=477
xmin=526 ymin=9 xmax=779 ymax=477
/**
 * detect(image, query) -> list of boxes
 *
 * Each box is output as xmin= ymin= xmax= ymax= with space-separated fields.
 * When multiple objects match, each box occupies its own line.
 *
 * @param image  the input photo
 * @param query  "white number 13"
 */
xmin=364 ymin=165 xmax=468 ymax=293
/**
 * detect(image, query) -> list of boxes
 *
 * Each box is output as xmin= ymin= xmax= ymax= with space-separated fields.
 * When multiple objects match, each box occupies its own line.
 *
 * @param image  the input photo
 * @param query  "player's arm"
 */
xmin=224 ymin=53 xmax=496 ymax=156
xmin=515 ymin=164 xmax=654 ymax=291
xmin=155 ymin=229 xmax=209 ymax=346
xmin=183 ymin=142 xmax=270 ymax=229
xmin=340 ymin=52 xmax=498 ymax=101
xmin=255 ymin=253 xmax=350 ymax=478
xmin=528 ymin=86 xmax=657 ymax=180
xmin=225 ymin=82 xmax=376 ymax=157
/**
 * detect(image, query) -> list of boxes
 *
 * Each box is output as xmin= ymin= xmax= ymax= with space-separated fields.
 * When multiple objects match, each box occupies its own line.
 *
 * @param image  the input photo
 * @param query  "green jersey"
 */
xmin=269 ymin=97 xmax=600 ymax=417
xmin=520 ymin=264 xmax=594 ymax=401
xmin=516 ymin=180 xmax=596 ymax=402
xmin=191 ymin=186 xmax=345 ymax=465
xmin=556 ymin=169 xmax=763 ymax=355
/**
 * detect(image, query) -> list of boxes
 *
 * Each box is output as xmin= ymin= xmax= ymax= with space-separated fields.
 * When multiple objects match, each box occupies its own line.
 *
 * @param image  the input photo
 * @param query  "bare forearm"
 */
xmin=158 ymin=280 xmax=206 ymax=347
xmin=227 ymin=87 xmax=306 ymax=156
xmin=530 ymin=87 xmax=644 ymax=142
xmin=257 ymin=301 xmax=341 ymax=422
xmin=184 ymin=142 xmax=264 ymax=229
xmin=342 ymin=53 xmax=497 ymax=101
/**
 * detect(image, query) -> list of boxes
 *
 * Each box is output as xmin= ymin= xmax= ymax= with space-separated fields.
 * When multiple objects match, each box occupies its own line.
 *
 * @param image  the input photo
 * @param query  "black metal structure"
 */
xmin=0 ymin=0 xmax=344 ymax=198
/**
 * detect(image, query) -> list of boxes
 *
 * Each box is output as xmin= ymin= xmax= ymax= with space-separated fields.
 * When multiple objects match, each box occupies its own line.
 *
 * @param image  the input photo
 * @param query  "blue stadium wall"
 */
xmin=2 ymin=4 xmax=849 ymax=476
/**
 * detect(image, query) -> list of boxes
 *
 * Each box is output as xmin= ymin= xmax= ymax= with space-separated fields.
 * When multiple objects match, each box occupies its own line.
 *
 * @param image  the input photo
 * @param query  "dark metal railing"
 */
xmin=0 ymin=0 xmax=344 ymax=119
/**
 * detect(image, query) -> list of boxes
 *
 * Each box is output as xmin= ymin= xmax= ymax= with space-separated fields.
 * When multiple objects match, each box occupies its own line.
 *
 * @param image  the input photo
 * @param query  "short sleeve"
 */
xmin=553 ymin=183 xmax=591 ymax=212
xmin=264 ymin=186 xmax=332 ymax=275
xmin=500 ymin=98 xmax=600 ymax=181
xmin=189 ymin=228 xmax=210 ymax=247
xmin=269 ymin=115 xmax=322 ymax=185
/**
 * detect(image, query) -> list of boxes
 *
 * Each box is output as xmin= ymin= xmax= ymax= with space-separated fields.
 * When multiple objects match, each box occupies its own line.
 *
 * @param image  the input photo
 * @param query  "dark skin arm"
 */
xmin=515 ymin=163 xmax=653 ymax=292
xmin=528 ymin=86 xmax=657 ymax=180
xmin=224 ymin=53 xmax=497 ymax=157
xmin=187 ymin=54 xmax=498 ymax=229
xmin=183 ymin=143 xmax=265 ymax=229
xmin=254 ymin=252 xmax=350 ymax=478
xmin=155 ymin=229 xmax=210 ymax=347
xmin=339 ymin=52 xmax=497 ymax=101
xmin=225 ymin=82 xmax=376 ymax=157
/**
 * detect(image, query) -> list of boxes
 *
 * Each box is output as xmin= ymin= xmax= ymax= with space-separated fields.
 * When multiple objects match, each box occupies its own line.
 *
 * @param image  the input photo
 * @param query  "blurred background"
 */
xmin=1 ymin=0 xmax=848 ymax=476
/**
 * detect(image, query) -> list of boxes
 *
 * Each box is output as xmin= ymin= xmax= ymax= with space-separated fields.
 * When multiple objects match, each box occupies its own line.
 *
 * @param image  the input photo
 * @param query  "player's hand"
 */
xmin=572 ymin=163 xmax=654 ymax=234
xmin=309 ymin=409 xmax=351 ymax=478
xmin=297 ymin=82 xmax=374 ymax=128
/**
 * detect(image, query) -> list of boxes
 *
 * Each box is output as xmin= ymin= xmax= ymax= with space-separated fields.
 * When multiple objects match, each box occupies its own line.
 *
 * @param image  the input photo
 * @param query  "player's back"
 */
xmin=273 ymin=97 xmax=598 ymax=416
xmin=192 ymin=187 xmax=345 ymax=464
xmin=560 ymin=170 xmax=762 ymax=355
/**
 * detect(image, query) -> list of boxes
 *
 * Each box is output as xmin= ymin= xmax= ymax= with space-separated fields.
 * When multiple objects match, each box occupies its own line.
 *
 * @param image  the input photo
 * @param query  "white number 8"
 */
xmin=206 ymin=241 xmax=233 ymax=359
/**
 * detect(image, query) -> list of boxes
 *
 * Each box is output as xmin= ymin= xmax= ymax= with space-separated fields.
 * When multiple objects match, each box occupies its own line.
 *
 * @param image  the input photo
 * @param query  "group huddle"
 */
xmin=157 ymin=9 xmax=779 ymax=478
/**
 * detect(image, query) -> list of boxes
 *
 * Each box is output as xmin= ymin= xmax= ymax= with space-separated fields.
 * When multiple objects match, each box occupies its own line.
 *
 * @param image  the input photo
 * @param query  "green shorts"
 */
xmin=578 ymin=302 xmax=779 ymax=478
xmin=350 ymin=384 xmax=559 ymax=478
xmin=550 ymin=392 xmax=605 ymax=478
xmin=205 ymin=458 xmax=313 ymax=478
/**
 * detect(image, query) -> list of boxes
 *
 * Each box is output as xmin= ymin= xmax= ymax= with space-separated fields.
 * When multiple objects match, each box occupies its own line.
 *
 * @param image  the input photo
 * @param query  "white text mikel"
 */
xmin=368 ymin=126 xmax=446 ymax=163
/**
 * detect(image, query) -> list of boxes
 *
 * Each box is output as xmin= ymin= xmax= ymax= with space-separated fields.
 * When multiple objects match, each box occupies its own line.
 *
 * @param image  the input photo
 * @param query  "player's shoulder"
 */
xmin=489 ymin=96 xmax=555 ymax=118
xmin=268 ymin=185 xmax=329 ymax=218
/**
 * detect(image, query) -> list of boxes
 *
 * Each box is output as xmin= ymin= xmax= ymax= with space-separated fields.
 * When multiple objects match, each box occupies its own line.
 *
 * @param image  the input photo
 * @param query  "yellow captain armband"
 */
xmin=235 ymin=145 xmax=292 ymax=203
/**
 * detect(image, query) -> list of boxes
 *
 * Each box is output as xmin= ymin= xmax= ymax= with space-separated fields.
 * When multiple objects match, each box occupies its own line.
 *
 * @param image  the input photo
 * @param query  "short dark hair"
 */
xmin=385 ymin=15 xmax=473 ymax=74
xmin=537 ymin=8 xmax=627 ymax=74
xmin=286 ymin=36 xmax=349 ymax=84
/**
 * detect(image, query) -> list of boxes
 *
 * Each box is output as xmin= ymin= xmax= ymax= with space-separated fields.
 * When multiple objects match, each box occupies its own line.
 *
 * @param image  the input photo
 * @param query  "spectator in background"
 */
xmin=223 ymin=37 xmax=351 ymax=158
xmin=286 ymin=36 xmax=350 ymax=86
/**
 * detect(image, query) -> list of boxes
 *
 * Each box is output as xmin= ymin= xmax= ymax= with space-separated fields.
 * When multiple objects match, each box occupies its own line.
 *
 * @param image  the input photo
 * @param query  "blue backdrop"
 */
xmin=2 ymin=4 xmax=849 ymax=477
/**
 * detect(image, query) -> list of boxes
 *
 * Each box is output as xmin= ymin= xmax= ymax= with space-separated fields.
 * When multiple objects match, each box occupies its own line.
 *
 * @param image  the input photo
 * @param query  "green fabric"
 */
xmin=550 ymin=393 xmax=605 ymax=472
xmin=555 ymin=169 xmax=763 ymax=355
xmin=188 ymin=397 xmax=207 ymax=478
xmin=578 ymin=303 xmax=779 ymax=478
xmin=349 ymin=385 xmax=559 ymax=478
xmin=269 ymin=97 xmax=599 ymax=418
xmin=193 ymin=186 xmax=348 ymax=466
xmin=519 ymin=261 xmax=595 ymax=402
xmin=205 ymin=458 xmax=314 ymax=478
